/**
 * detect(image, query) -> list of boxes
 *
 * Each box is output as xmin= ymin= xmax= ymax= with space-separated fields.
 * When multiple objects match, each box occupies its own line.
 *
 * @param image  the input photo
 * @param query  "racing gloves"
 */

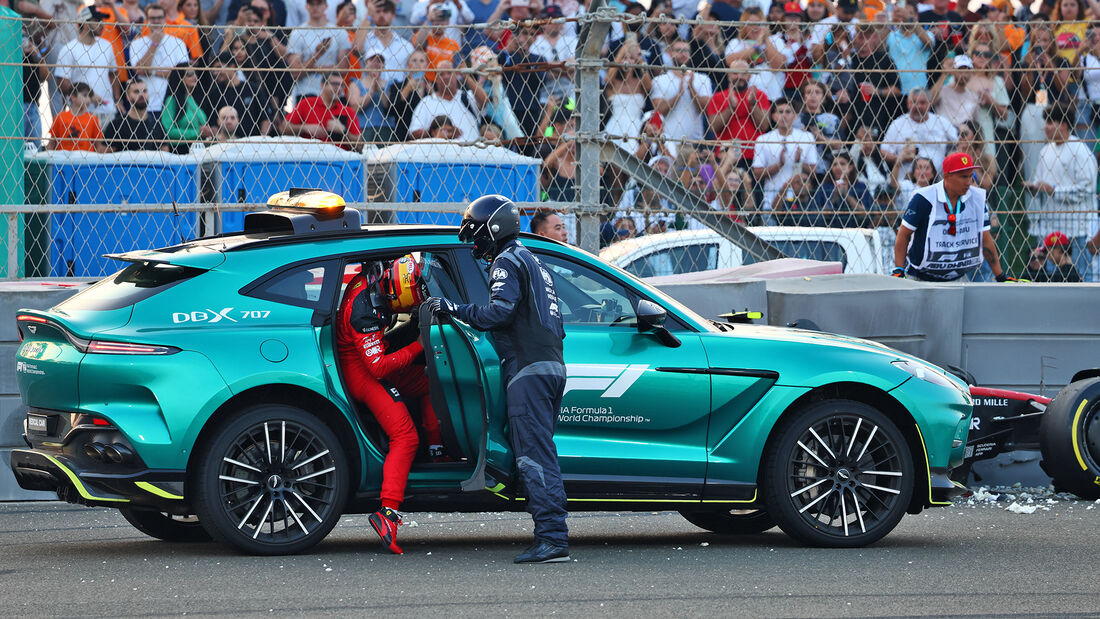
xmin=423 ymin=297 xmax=458 ymax=318
xmin=891 ymin=267 xmax=906 ymax=278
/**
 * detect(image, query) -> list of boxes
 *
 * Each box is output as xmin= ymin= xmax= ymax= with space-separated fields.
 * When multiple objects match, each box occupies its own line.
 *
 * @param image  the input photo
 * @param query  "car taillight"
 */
xmin=16 ymin=314 xmax=48 ymax=342
xmin=17 ymin=314 xmax=48 ymax=324
xmin=91 ymin=417 xmax=111 ymax=426
xmin=85 ymin=341 xmax=181 ymax=355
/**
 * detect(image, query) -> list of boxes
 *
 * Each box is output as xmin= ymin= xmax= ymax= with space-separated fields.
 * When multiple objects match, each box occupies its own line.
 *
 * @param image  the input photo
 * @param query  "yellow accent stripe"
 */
xmin=913 ymin=425 xmax=949 ymax=506
xmin=486 ymin=483 xmax=505 ymax=493
xmin=40 ymin=453 xmax=129 ymax=503
xmin=135 ymin=481 xmax=184 ymax=500
xmin=1072 ymin=398 xmax=1090 ymax=471
xmin=566 ymin=498 xmax=697 ymax=503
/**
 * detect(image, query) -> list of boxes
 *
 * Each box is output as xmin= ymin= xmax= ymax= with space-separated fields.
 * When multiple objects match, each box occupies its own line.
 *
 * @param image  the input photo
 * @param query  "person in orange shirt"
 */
xmin=141 ymin=0 xmax=204 ymax=60
xmin=986 ymin=0 xmax=1026 ymax=54
xmin=413 ymin=3 xmax=460 ymax=81
xmin=90 ymin=0 xmax=130 ymax=84
xmin=337 ymin=0 xmax=363 ymax=85
xmin=49 ymin=83 xmax=106 ymax=152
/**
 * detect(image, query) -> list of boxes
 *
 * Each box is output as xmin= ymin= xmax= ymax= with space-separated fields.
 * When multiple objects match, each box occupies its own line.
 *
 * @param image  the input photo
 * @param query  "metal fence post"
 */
xmin=574 ymin=0 xmax=610 ymax=254
xmin=0 ymin=9 xmax=25 ymax=277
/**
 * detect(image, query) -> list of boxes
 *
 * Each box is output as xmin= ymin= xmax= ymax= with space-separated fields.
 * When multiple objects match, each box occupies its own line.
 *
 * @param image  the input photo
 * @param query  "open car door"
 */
xmin=419 ymin=305 xmax=513 ymax=493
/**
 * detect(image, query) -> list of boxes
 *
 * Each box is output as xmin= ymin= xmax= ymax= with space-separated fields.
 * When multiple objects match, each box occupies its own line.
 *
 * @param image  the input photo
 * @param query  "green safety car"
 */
xmin=10 ymin=190 xmax=972 ymax=555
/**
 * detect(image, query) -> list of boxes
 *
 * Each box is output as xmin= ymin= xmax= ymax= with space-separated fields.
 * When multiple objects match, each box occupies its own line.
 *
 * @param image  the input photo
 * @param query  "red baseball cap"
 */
xmin=942 ymin=152 xmax=982 ymax=175
xmin=1044 ymin=231 xmax=1070 ymax=248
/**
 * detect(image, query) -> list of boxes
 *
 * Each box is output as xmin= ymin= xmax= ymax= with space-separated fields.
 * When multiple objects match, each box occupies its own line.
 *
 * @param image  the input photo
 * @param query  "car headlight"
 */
xmin=892 ymin=360 xmax=960 ymax=390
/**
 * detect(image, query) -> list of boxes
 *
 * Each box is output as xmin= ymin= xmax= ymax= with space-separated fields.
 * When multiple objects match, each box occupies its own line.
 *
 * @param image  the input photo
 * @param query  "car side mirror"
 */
xmin=636 ymin=299 xmax=680 ymax=348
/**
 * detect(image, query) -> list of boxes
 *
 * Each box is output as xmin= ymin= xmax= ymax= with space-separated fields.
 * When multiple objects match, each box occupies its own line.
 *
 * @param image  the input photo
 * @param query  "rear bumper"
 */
xmin=10 ymin=449 xmax=188 ymax=512
xmin=929 ymin=467 xmax=967 ymax=505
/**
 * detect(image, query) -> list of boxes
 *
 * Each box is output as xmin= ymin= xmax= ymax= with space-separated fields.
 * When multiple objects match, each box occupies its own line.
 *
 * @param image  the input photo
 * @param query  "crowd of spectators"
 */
xmin=13 ymin=0 xmax=1100 ymax=278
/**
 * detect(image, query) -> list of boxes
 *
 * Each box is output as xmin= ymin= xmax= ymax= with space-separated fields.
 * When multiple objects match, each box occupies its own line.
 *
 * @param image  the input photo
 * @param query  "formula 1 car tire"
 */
xmin=1038 ymin=377 xmax=1100 ymax=500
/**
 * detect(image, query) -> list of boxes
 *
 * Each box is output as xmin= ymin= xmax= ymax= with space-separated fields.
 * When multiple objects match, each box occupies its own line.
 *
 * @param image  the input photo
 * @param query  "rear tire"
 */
xmin=192 ymin=404 xmax=350 ymax=555
xmin=119 ymin=508 xmax=211 ymax=542
xmin=679 ymin=509 xmax=775 ymax=535
xmin=1039 ymin=378 xmax=1100 ymax=500
xmin=762 ymin=400 xmax=914 ymax=548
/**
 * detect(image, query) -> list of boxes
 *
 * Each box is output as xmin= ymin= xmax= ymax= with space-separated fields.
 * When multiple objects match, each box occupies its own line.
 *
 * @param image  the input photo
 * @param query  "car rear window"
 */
xmin=59 ymin=262 xmax=204 ymax=311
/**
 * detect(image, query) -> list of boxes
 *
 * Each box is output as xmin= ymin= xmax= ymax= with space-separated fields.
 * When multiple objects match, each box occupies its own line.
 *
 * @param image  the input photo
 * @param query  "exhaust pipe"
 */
xmin=83 ymin=442 xmax=107 ymax=461
xmin=102 ymin=443 xmax=134 ymax=465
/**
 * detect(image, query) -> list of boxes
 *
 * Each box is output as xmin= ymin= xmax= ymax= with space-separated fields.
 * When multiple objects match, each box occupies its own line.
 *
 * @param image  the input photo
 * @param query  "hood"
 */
xmin=706 ymin=323 xmax=966 ymax=389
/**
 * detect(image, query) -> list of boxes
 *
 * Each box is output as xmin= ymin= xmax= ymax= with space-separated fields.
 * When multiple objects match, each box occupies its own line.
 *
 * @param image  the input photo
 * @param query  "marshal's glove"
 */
xmin=891 ymin=267 xmax=906 ymax=278
xmin=423 ymin=296 xmax=458 ymax=318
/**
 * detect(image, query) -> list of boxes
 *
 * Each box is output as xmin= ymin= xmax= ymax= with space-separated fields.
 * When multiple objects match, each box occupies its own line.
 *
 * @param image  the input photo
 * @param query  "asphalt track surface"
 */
xmin=2 ymin=496 xmax=1099 ymax=618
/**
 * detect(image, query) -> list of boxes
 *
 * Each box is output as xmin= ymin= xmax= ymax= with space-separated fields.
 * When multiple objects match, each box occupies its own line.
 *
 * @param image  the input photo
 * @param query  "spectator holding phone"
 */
xmin=413 ymin=3 xmax=461 ymax=82
xmin=886 ymin=3 xmax=933 ymax=97
xmin=347 ymin=47 xmax=396 ymax=143
xmin=353 ymin=0 xmax=413 ymax=89
xmin=284 ymin=72 xmax=362 ymax=148
xmin=408 ymin=59 xmax=487 ymax=141
xmin=286 ymin=0 xmax=352 ymax=100
xmin=724 ymin=7 xmax=788 ymax=101
xmin=387 ymin=50 xmax=431 ymax=141
xmin=410 ymin=0 xmax=473 ymax=45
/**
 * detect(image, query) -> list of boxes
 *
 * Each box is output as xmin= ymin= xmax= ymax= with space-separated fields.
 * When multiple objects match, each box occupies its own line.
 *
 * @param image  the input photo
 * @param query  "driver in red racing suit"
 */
xmin=336 ymin=255 xmax=442 ymax=554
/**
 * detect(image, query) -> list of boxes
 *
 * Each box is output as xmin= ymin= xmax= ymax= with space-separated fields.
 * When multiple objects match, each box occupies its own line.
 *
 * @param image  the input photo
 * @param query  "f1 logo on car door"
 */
xmin=564 ymin=364 xmax=648 ymax=398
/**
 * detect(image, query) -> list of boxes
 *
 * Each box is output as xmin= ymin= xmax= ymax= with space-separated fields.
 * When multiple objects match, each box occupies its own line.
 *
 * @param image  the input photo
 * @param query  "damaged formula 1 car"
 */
xmin=955 ymin=371 xmax=1100 ymax=499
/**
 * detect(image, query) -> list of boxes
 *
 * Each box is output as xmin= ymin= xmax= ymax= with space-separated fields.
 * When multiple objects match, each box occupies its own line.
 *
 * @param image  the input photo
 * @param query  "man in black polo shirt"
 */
xmin=841 ymin=24 xmax=901 ymax=136
xmin=200 ymin=53 xmax=272 ymax=137
xmin=104 ymin=79 xmax=167 ymax=152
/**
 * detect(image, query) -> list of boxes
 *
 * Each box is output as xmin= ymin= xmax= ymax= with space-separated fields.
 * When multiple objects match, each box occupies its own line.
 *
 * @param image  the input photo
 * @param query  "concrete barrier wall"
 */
xmin=663 ymin=274 xmax=1100 ymax=393
xmin=0 ymin=281 xmax=88 ymax=499
xmin=1 ymin=275 xmax=1097 ymax=500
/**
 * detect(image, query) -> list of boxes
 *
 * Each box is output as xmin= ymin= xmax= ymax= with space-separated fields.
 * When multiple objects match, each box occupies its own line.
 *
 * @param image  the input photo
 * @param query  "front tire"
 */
xmin=763 ymin=400 xmax=914 ymax=548
xmin=119 ymin=508 xmax=211 ymax=542
xmin=679 ymin=509 xmax=775 ymax=535
xmin=192 ymin=404 xmax=350 ymax=555
xmin=1039 ymin=378 xmax=1100 ymax=500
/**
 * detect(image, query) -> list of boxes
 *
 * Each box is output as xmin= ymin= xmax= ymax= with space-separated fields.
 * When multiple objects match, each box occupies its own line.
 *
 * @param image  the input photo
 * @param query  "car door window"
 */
xmin=535 ymin=253 xmax=639 ymax=326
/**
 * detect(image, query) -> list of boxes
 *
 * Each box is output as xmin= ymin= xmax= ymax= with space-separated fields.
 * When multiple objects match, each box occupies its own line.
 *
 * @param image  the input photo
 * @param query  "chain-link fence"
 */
xmin=7 ymin=1 xmax=1100 ymax=282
